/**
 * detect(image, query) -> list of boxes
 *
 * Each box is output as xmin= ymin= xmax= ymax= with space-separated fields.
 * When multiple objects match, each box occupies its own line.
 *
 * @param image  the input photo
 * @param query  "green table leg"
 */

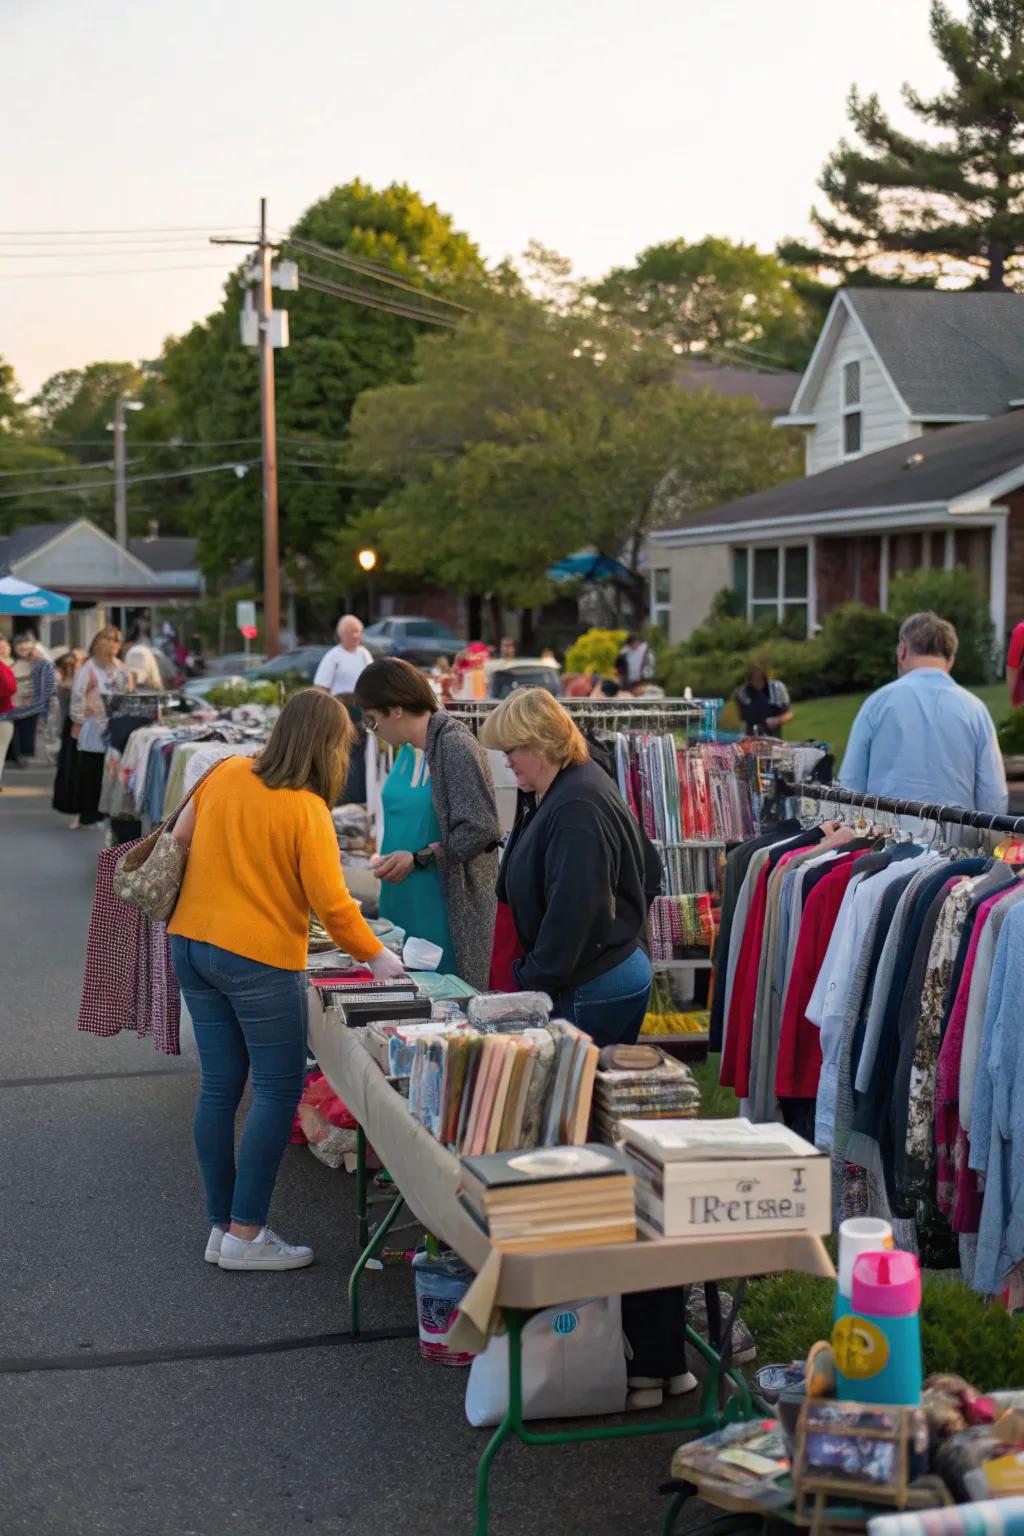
xmin=347 ymin=1191 xmax=404 ymax=1338
xmin=473 ymin=1305 xmax=762 ymax=1534
xmin=661 ymin=1490 xmax=689 ymax=1536
xmin=475 ymin=1309 xmax=525 ymax=1536
xmin=355 ymin=1124 xmax=368 ymax=1251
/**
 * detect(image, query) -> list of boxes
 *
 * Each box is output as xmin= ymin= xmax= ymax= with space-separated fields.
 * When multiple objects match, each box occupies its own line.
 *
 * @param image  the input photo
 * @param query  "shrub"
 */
xmin=751 ymin=637 xmax=829 ymax=701
xmin=998 ymin=708 xmax=1024 ymax=754
xmin=204 ymin=681 xmax=280 ymax=708
xmin=889 ymin=567 xmax=995 ymax=684
xmin=564 ymin=627 xmax=628 ymax=677
xmin=659 ymin=646 xmax=749 ymax=700
xmin=686 ymin=616 xmax=763 ymax=657
xmin=742 ymin=1270 xmax=1024 ymax=1388
xmin=817 ymin=603 xmax=899 ymax=692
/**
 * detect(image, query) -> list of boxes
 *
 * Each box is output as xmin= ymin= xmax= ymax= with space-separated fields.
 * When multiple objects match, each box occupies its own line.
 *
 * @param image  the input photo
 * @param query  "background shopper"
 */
xmin=355 ymin=658 xmax=501 ymax=989
xmin=0 ymin=634 xmax=15 ymax=791
xmin=315 ymin=613 xmax=375 ymax=801
xmin=51 ymin=650 xmax=84 ymax=820
xmin=168 ymin=689 xmax=405 ymax=1272
xmin=736 ymin=663 xmax=793 ymax=737
xmin=69 ymin=626 xmax=132 ymax=828
xmin=8 ymin=631 xmax=55 ymax=765
xmin=841 ymin=610 xmax=1007 ymax=813
xmin=481 ymin=688 xmax=661 ymax=1045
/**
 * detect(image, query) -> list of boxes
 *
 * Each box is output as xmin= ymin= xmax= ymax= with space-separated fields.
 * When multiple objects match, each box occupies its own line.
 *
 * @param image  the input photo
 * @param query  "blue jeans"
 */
xmin=551 ymin=945 xmax=653 ymax=1048
xmin=170 ymin=938 xmax=308 ymax=1227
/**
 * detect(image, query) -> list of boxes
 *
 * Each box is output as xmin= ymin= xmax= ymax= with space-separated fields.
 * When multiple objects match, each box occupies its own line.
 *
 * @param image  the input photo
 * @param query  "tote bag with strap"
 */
xmin=113 ymin=759 xmax=223 ymax=923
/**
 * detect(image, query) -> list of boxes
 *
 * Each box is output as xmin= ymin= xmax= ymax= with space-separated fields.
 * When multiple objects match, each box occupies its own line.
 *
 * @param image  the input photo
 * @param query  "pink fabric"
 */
xmin=78 ymin=843 xmax=181 ymax=1055
xmin=934 ymin=888 xmax=1011 ymax=1230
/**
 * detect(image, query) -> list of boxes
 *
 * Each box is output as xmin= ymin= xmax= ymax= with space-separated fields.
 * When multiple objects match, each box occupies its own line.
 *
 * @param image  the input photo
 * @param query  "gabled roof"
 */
xmin=652 ymin=409 xmax=1024 ymax=541
xmin=0 ymin=522 xmax=76 ymax=567
xmin=675 ymin=359 xmax=799 ymax=415
xmin=127 ymin=536 xmax=199 ymax=572
xmin=787 ymin=289 xmax=1024 ymax=422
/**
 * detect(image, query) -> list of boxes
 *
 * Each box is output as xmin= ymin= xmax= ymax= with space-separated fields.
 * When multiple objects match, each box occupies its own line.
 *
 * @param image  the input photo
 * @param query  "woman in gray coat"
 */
xmin=354 ymin=659 xmax=500 ymax=989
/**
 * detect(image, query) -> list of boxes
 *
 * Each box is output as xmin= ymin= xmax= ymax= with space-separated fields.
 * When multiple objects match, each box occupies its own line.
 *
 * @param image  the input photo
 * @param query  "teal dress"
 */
xmin=378 ymin=745 xmax=457 ymax=973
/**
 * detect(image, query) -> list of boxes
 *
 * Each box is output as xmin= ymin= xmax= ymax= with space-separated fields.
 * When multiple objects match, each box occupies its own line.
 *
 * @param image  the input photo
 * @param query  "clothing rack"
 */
xmin=783 ymin=778 xmax=1024 ymax=837
xmin=447 ymin=696 xmax=707 ymax=733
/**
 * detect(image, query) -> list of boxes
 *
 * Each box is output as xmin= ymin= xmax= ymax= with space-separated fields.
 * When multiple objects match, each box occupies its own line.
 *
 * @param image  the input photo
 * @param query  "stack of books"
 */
xmin=312 ymin=969 xmax=431 ymax=1026
xmin=458 ymin=1143 xmax=636 ymax=1252
xmin=619 ymin=1118 xmax=829 ymax=1239
xmin=593 ymin=1044 xmax=700 ymax=1144
xmin=404 ymin=1020 xmax=600 ymax=1154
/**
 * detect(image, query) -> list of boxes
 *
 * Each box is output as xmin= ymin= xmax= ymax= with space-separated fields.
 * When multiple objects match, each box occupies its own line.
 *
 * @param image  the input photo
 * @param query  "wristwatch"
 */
xmin=412 ymin=847 xmax=435 ymax=870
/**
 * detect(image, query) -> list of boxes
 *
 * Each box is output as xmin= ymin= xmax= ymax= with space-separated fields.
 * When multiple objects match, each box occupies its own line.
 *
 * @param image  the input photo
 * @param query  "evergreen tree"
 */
xmin=782 ymin=0 xmax=1024 ymax=290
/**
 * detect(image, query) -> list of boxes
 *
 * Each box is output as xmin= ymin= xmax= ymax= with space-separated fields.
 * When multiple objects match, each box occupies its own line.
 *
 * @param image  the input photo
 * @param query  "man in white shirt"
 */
xmin=313 ymin=615 xmax=373 ymax=697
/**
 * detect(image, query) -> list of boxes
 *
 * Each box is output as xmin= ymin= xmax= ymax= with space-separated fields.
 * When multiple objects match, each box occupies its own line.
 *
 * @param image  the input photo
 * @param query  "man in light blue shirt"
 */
xmin=839 ymin=610 xmax=1008 ymax=813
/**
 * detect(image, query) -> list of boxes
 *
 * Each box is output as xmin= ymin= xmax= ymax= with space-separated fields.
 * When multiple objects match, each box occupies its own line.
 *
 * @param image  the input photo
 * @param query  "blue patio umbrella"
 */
xmin=0 ymin=574 xmax=72 ymax=616
xmin=547 ymin=549 xmax=634 ymax=584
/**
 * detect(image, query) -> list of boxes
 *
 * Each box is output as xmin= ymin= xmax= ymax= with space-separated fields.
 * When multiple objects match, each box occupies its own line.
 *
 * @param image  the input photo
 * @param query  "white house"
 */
xmin=647 ymin=291 xmax=1024 ymax=645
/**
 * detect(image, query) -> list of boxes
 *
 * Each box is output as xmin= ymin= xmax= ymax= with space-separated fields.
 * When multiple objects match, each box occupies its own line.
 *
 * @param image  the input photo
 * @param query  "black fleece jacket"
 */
xmin=497 ymin=758 xmax=662 ymax=995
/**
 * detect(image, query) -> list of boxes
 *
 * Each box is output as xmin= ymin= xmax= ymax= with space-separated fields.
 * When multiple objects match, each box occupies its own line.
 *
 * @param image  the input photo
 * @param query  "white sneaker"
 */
xmin=668 ymin=1371 xmax=698 ymax=1396
xmin=218 ymin=1227 xmax=314 ymax=1271
xmin=626 ymin=1376 xmax=664 ymax=1411
xmin=205 ymin=1226 xmax=226 ymax=1264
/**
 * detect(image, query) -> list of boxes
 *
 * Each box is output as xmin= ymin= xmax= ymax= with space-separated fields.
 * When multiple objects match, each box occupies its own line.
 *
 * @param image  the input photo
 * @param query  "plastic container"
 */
xmin=403 ymin=936 xmax=444 ymax=972
xmin=833 ymin=1250 xmax=922 ymax=1406
xmin=412 ymin=1249 xmax=475 ymax=1367
xmin=835 ymin=1217 xmax=894 ymax=1321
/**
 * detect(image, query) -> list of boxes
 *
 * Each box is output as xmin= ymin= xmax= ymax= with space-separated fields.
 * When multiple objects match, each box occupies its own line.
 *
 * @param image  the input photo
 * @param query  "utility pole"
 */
xmin=113 ymin=394 xmax=128 ymax=549
xmin=258 ymin=197 xmax=281 ymax=658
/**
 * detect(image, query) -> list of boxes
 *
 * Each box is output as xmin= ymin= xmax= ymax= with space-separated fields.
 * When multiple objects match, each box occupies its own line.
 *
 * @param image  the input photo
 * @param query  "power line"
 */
xmin=0 ymin=245 xmax=217 ymax=258
xmin=0 ymin=459 xmax=115 ymax=481
xmin=283 ymin=235 xmax=471 ymax=314
xmin=0 ymin=224 xmax=255 ymax=236
xmin=0 ymin=460 xmax=256 ymax=503
xmin=299 ymin=271 xmax=456 ymax=329
xmin=3 ymin=262 xmax=238 ymax=280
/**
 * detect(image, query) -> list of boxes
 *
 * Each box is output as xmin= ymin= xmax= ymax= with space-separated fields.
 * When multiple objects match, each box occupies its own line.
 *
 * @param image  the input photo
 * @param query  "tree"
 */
xmin=590 ymin=237 xmax=825 ymax=371
xmin=782 ymin=0 xmax=1024 ymax=290
xmin=0 ymin=355 xmax=73 ymax=534
xmin=32 ymin=362 xmax=147 ymax=458
xmin=157 ymin=180 xmax=486 ymax=577
xmin=343 ymin=283 xmax=800 ymax=616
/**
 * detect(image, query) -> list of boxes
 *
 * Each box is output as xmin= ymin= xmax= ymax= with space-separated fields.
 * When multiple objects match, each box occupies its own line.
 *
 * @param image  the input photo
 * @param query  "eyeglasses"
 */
xmin=363 ymin=713 xmax=379 ymax=732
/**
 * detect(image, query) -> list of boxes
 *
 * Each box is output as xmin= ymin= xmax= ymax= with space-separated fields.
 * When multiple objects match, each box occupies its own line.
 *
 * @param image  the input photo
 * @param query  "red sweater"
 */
xmin=0 ymin=660 xmax=15 ymax=718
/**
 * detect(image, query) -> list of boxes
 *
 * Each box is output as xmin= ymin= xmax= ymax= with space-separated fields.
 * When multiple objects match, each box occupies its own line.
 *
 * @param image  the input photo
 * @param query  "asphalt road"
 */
xmin=0 ymin=767 xmax=683 ymax=1536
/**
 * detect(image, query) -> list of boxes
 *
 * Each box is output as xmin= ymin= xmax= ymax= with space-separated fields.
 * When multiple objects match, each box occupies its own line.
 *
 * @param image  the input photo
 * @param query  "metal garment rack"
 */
xmin=783 ymin=778 xmax=1024 ymax=837
xmin=447 ymin=696 xmax=708 ymax=734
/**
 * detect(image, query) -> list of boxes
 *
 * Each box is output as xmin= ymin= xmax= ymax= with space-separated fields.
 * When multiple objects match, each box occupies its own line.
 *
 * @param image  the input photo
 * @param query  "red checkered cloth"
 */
xmin=78 ymin=843 xmax=181 ymax=1055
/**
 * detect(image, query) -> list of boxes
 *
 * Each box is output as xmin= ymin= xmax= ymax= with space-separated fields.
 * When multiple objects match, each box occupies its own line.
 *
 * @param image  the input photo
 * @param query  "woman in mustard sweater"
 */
xmin=169 ymin=689 xmax=404 ymax=1271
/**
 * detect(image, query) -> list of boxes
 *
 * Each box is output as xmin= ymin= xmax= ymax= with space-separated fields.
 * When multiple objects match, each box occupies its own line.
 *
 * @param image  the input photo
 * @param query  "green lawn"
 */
xmin=723 ymin=682 xmax=1010 ymax=762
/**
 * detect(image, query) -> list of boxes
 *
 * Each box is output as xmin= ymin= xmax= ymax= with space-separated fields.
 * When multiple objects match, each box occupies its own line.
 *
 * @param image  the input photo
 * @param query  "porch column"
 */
xmin=807 ymin=535 xmax=817 ymax=634
xmin=990 ymin=515 xmax=1008 ymax=645
xmin=879 ymin=534 xmax=890 ymax=611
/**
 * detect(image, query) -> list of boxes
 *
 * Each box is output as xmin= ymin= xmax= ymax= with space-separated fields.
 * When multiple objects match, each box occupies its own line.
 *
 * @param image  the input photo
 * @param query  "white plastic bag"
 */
xmin=464 ymin=1295 xmax=626 ymax=1426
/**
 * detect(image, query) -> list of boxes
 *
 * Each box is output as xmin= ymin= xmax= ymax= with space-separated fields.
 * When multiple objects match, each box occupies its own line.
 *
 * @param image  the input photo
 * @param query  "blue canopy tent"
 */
xmin=0 ymin=574 xmax=72 ymax=616
xmin=547 ymin=550 xmax=635 ymax=585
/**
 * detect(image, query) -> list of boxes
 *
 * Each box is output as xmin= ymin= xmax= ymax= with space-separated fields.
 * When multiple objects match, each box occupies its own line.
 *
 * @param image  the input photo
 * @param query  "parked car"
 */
xmin=484 ymin=658 xmax=562 ymax=699
xmin=363 ymin=617 xmax=463 ymax=667
xmin=251 ymin=646 xmax=330 ymax=683
xmin=205 ymin=651 xmax=266 ymax=677
xmin=181 ymin=673 xmax=249 ymax=700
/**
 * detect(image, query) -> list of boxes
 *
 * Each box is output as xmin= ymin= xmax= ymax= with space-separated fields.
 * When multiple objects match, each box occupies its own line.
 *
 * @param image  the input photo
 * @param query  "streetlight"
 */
xmin=357 ymin=548 xmax=378 ymax=623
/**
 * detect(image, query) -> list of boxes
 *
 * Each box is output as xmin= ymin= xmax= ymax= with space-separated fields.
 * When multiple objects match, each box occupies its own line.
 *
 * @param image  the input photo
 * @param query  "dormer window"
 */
xmin=842 ymin=360 xmax=862 ymax=455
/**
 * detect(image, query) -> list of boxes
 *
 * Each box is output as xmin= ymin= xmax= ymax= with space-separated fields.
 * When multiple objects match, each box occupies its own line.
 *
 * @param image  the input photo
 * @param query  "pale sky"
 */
xmin=2 ymin=0 xmax=950 ymax=394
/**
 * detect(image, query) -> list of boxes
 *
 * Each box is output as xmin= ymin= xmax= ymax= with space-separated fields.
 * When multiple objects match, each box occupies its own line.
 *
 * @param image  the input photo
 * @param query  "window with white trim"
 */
xmin=746 ymin=543 xmax=810 ymax=633
xmin=842 ymin=360 xmax=862 ymax=456
xmin=650 ymin=567 xmax=671 ymax=635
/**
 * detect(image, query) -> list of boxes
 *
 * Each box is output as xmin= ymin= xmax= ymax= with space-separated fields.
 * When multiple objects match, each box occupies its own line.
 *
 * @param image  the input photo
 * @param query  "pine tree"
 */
xmin=781 ymin=0 xmax=1024 ymax=290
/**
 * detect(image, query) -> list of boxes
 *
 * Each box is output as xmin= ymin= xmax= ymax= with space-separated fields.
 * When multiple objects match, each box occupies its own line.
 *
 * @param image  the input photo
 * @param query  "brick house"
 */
xmin=647 ymin=291 xmax=1024 ymax=646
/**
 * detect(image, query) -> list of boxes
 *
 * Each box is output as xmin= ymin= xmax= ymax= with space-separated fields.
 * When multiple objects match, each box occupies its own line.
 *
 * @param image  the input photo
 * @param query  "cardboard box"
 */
xmin=626 ymin=1144 xmax=830 ymax=1238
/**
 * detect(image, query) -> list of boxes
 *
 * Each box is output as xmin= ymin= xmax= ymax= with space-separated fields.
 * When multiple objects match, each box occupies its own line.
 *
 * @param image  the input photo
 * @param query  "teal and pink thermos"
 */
xmin=834 ymin=1217 xmax=894 ymax=1322
xmin=833 ymin=1250 xmax=923 ymax=1407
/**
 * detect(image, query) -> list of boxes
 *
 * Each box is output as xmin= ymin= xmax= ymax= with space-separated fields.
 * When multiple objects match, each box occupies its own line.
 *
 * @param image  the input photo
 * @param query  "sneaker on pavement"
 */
xmin=218 ymin=1227 xmax=314 ymax=1271
xmin=205 ymin=1226 xmax=226 ymax=1264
